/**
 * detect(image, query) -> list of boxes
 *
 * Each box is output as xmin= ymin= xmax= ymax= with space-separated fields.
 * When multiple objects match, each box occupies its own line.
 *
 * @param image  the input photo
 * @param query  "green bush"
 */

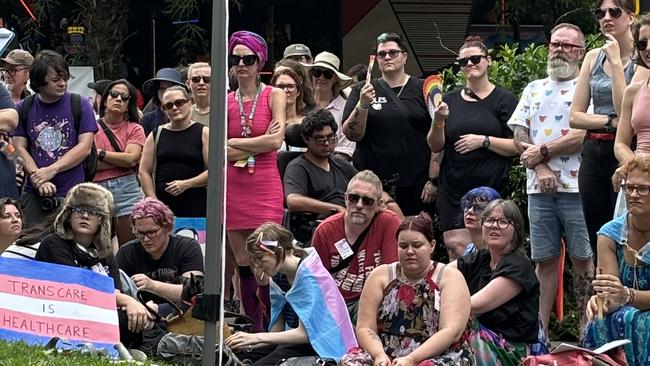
xmin=440 ymin=35 xmax=604 ymax=341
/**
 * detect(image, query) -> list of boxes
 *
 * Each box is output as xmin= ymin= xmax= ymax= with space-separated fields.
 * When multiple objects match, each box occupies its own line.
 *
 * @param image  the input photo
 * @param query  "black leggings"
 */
xmin=237 ymin=343 xmax=317 ymax=366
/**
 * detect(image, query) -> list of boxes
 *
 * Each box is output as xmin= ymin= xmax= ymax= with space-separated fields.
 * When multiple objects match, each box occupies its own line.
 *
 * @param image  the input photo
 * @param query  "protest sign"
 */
xmin=0 ymin=257 xmax=120 ymax=357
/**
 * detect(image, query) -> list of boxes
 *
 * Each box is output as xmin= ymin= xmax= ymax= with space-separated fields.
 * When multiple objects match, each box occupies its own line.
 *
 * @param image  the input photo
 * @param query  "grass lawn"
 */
xmin=0 ymin=340 xmax=175 ymax=366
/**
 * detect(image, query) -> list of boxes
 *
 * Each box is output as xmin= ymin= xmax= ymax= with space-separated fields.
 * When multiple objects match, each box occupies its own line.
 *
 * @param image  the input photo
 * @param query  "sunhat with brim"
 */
xmin=301 ymin=52 xmax=353 ymax=89
xmin=142 ymin=68 xmax=188 ymax=96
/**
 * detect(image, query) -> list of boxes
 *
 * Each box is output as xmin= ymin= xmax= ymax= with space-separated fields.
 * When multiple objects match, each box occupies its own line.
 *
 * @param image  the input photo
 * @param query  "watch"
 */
xmin=482 ymin=135 xmax=491 ymax=149
xmin=98 ymin=149 xmax=107 ymax=161
xmin=428 ymin=177 xmax=438 ymax=186
xmin=605 ymin=112 xmax=617 ymax=127
xmin=540 ymin=144 xmax=549 ymax=158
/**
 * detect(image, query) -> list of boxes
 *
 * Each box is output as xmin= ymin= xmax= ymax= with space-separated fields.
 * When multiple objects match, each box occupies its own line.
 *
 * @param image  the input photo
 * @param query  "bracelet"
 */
xmin=622 ymin=286 xmax=634 ymax=305
xmin=428 ymin=177 xmax=438 ymax=186
xmin=433 ymin=121 xmax=445 ymax=128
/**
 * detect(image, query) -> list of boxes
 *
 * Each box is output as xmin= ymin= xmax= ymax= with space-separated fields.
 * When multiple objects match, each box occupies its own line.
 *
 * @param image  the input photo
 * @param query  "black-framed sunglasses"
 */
xmin=312 ymin=133 xmax=337 ymax=146
xmin=108 ymin=89 xmax=130 ymax=102
xmin=376 ymin=50 xmax=403 ymax=60
xmin=228 ymin=54 xmax=258 ymax=67
xmin=636 ymin=39 xmax=649 ymax=51
xmin=190 ymin=76 xmax=211 ymax=83
xmin=548 ymin=42 xmax=583 ymax=53
xmin=311 ymin=68 xmax=334 ymax=79
xmin=346 ymin=193 xmax=377 ymax=206
xmin=161 ymin=98 xmax=190 ymax=111
xmin=457 ymin=55 xmax=486 ymax=67
xmin=482 ymin=217 xmax=513 ymax=229
xmin=593 ymin=6 xmax=623 ymax=20
xmin=621 ymin=184 xmax=650 ymax=196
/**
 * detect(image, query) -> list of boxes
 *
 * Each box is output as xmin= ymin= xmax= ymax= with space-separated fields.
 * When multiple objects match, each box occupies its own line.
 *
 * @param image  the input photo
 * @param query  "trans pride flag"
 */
xmin=269 ymin=248 xmax=357 ymax=360
xmin=0 ymin=257 xmax=120 ymax=357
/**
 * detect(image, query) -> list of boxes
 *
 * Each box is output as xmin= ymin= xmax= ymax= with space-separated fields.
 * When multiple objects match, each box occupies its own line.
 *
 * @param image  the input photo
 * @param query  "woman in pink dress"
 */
xmin=227 ymin=30 xmax=286 ymax=331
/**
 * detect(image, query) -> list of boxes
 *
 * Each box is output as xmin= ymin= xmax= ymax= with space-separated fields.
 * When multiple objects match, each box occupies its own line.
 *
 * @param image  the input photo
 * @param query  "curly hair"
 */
xmin=131 ymin=197 xmax=175 ymax=230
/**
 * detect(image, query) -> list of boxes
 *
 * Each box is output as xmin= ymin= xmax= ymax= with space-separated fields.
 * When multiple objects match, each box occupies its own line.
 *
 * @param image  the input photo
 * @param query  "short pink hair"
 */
xmin=131 ymin=197 xmax=174 ymax=229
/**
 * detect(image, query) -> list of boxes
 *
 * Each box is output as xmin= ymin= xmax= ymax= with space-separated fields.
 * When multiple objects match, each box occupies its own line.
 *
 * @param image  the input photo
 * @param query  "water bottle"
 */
xmin=247 ymin=154 xmax=255 ymax=175
xmin=0 ymin=140 xmax=20 ymax=160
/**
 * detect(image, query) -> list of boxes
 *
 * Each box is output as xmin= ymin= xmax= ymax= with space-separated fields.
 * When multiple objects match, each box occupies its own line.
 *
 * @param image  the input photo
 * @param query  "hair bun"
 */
xmin=416 ymin=211 xmax=433 ymax=225
xmin=464 ymin=35 xmax=484 ymax=43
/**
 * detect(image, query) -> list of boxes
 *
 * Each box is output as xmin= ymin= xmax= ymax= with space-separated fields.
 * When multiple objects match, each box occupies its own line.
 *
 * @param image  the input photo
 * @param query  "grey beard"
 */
xmin=547 ymin=58 xmax=578 ymax=80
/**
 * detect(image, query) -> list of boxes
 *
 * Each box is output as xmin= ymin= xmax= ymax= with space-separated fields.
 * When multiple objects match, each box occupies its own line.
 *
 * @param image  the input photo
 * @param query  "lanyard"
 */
xmin=236 ymin=83 xmax=263 ymax=137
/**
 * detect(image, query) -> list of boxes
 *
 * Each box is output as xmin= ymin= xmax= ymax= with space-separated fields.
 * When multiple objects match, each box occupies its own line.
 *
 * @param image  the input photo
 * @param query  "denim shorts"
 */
xmin=97 ymin=174 xmax=143 ymax=217
xmin=528 ymin=192 xmax=592 ymax=261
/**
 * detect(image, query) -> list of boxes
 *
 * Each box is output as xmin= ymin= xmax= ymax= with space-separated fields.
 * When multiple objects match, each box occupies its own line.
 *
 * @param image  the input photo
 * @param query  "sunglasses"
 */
xmin=190 ymin=76 xmax=211 ymax=83
xmin=346 ymin=193 xmax=377 ymax=206
xmin=274 ymin=83 xmax=298 ymax=92
xmin=457 ymin=55 xmax=486 ymax=67
xmin=312 ymin=133 xmax=337 ymax=146
xmin=593 ymin=6 xmax=623 ymax=20
xmin=161 ymin=98 xmax=190 ymax=111
xmin=228 ymin=54 xmax=258 ymax=66
xmin=376 ymin=49 xmax=403 ymax=60
xmin=108 ymin=89 xmax=130 ymax=101
xmin=311 ymin=68 xmax=334 ymax=79
xmin=636 ymin=39 xmax=649 ymax=51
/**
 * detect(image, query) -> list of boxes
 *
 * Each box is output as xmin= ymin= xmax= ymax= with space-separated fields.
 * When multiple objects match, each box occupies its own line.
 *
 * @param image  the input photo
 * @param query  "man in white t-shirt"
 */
xmin=508 ymin=23 xmax=593 ymax=338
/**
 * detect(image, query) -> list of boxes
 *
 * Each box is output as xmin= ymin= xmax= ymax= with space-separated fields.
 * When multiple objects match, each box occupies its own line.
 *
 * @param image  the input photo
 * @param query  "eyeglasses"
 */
xmin=621 ymin=184 xmax=650 ymax=196
xmin=346 ymin=193 xmax=377 ymax=206
xmin=311 ymin=68 xmax=334 ymax=79
xmin=274 ymin=83 xmax=298 ymax=92
xmin=133 ymin=226 xmax=163 ymax=240
xmin=376 ymin=50 xmax=403 ymax=60
xmin=463 ymin=202 xmax=488 ymax=215
xmin=636 ymin=39 xmax=649 ymax=51
xmin=1 ymin=67 xmax=28 ymax=77
xmin=457 ymin=55 xmax=486 ymax=67
xmin=312 ymin=133 xmax=337 ymax=146
xmin=108 ymin=89 xmax=131 ymax=102
xmin=161 ymin=98 xmax=190 ymax=111
xmin=228 ymin=54 xmax=258 ymax=66
xmin=190 ymin=76 xmax=211 ymax=83
xmin=482 ymin=217 xmax=513 ymax=229
xmin=549 ymin=42 xmax=583 ymax=53
xmin=593 ymin=6 xmax=624 ymax=20
xmin=71 ymin=207 xmax=101 ymax=217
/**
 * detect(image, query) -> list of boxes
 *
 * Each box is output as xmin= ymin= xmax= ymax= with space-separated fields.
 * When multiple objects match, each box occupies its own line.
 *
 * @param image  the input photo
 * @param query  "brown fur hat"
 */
xmin=54 ymin=183 xmax=114 ymax=258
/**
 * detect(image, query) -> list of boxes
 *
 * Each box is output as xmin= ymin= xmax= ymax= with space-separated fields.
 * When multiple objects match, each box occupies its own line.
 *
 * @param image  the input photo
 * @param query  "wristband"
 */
xmin=428 ymin=177 xmax=438 ymax=186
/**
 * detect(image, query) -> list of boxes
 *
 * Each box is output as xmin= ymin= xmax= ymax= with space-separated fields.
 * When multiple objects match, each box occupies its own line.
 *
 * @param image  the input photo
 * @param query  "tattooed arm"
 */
xmin=512 ymin=125 xmax=532 ymax=154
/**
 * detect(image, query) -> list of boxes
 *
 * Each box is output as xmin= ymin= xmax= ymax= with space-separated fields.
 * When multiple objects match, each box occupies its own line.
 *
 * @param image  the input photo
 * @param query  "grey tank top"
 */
xmin=590 ymin=49 xmax=635 ymax=115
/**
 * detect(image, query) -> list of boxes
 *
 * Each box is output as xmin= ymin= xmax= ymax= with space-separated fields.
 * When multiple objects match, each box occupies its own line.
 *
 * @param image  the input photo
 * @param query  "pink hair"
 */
xmin=131 ymin=197 xmax=174 ymax=229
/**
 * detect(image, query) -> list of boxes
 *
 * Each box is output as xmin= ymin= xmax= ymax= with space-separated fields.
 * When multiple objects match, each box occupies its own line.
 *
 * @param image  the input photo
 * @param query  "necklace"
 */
xmin=396 ymin=75 xmax=409 ymax=97
xmin=236 ymin=83 xmax=263 ymax=137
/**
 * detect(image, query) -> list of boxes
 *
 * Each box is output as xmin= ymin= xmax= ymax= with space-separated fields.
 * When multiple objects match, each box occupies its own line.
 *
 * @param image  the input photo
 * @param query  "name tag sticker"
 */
xmin=334 ymin=239 xmax=354 ymax=260
xmin=234 ymin=159 xmax=247 ymax=168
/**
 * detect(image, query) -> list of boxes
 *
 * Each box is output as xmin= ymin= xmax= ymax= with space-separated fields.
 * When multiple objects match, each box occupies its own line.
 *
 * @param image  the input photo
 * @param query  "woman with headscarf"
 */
xmin=226 ymin=30 xmax=287 ymax=332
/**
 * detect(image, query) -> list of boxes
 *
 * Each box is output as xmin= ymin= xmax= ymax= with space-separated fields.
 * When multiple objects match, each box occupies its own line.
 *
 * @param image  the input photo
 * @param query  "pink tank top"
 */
xmin=631 ymin=81 xmax=650 ymax=153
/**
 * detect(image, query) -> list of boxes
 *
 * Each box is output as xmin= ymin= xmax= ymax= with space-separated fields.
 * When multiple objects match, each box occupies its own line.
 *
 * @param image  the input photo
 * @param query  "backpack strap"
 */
xmin=98 ymin=119 xmax=122 ymax=152
xmin=19 ymin=94 xmax=35 ymax=135
xmin=71 ymin=93 xmax=82 ymax=133
xmin=152 ymin=126 xmax=164 ymax=183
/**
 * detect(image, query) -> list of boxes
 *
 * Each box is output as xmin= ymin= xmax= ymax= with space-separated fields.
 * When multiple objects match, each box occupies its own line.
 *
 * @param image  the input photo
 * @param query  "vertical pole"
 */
xmin=203 ymin=0 xmax=228 ymax=365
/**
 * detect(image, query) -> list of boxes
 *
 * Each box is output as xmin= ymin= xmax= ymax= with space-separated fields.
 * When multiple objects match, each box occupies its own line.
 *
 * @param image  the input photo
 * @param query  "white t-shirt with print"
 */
xmin=508 ymin=77 xmax=581 ymax=194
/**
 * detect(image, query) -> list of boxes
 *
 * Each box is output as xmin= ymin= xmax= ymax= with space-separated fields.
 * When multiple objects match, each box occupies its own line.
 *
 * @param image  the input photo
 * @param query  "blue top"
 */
xmin=590 ymin=50 xmax=635 ymax=116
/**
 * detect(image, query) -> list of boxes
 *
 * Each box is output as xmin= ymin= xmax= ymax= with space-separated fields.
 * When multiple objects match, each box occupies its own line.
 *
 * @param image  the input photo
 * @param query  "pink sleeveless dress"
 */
xmin=226 ymin=85 xmax=284 ymax=230
xmin=631 ymin=81 xmax=650 ymax=154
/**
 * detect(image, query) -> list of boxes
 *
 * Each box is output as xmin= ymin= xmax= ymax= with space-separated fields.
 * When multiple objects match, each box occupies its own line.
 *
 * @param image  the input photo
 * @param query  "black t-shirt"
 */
xmin=116 ymin=235 xmax=204 ymax=283
xmin=0 ymin=84 xmax=18 ymax=200
xmin=283 ymin=155 xmax=357 ymax=207
xmin=342 ymin=78 xmax=431 ymax=187
xmin=35 ymin=233 xmax=121 ymax=290
xmin=440 ymin=87 xmax=517 ymax=200
xmin=457 ymin=249 xmax=539 ymax=343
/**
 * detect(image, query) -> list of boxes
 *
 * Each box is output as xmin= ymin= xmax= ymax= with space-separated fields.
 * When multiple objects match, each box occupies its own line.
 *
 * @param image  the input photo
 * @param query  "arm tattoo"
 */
xmin=366 ymin=329 xmax=381 ymax=342
xmin=513 ymin=125 xmax=532 ymax=152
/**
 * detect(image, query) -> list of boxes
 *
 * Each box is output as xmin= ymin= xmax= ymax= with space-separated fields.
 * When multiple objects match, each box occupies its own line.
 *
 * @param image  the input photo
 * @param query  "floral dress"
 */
xmin=341 ymin=262 xmax=475 ymax=366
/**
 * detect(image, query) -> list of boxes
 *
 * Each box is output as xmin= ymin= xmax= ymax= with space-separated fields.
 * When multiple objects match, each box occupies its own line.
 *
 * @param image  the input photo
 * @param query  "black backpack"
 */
xmin=19 ymin=93 xmax=97 ymax=182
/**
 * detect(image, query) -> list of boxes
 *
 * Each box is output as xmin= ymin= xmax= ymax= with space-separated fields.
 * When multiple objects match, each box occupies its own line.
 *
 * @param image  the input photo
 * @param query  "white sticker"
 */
xmin=334 ymin=238 xmax=354 ymax=260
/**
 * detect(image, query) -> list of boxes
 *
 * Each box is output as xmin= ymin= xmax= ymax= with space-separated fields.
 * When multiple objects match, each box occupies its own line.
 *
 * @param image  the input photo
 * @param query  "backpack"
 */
xmin=19 ymin=93 xmax=97 ymax=182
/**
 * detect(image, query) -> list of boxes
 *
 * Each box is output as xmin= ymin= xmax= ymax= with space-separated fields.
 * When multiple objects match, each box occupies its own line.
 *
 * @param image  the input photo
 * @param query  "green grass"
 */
xmin=0 ymin=340 xmax=175 ymax=366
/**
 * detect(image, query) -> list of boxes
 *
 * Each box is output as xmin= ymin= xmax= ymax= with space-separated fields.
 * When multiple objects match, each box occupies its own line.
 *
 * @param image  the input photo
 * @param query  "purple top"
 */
xmin=12 ymin=92 xmax=97 ymax=196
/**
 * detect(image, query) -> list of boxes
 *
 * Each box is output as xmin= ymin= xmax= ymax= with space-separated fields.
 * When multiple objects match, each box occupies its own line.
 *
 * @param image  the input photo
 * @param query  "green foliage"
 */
xmin=505 ymin=0 xmax=598 ymax=36
xmin=164 ymin=0 xmax=209 ymax=65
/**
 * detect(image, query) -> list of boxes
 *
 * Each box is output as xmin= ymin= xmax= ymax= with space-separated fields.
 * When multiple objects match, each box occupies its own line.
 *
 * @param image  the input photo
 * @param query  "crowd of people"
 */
xmin=1 ymin=0 xmax=650 ymax=364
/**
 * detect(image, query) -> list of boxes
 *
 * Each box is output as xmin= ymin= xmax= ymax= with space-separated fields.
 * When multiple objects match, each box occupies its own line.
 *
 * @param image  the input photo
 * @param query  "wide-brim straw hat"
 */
xmin=301 ymin=52 xmax=353 ymax=89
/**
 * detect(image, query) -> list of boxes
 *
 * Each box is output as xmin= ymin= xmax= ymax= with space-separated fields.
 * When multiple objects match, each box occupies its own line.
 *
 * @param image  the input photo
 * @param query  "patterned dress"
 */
xmin=341 ymin=262 xmax=475 ymax=366
xmin=583 ymin=214 xmax=650 ymax=366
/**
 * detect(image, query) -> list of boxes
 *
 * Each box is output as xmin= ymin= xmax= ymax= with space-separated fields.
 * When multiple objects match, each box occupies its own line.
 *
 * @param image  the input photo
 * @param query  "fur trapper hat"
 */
xmin=54 ymin=183 xmax=114 ymax=258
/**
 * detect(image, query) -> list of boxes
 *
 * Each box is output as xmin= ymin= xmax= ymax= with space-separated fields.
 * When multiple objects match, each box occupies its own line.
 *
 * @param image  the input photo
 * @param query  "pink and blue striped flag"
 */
xmin=0 ymin=257 xmax=120 ymax=357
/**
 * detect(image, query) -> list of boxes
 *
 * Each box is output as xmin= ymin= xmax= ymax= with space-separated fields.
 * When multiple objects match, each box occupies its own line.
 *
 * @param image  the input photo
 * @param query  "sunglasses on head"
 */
xmin=346 ymin=193 xmax=376 ymax=206
xmin=108 ymin=89 xmax=130 ymax=101
xmin=190 ymin=76 xmax=211 ymax=83
xmin=457 ymin=55 xmax=486 ymax=67
xmin=161 ymin=98 xmax=190 ymax=111
xmin=311 ymin=68 xmax=334 ymax=79
xmin=636 ymin=39 xmax=649 ymax=51
xmin=228 ymin=54 xmax=258 ymax=66
xmin=593 ymin=6 xmax=624 ymax=20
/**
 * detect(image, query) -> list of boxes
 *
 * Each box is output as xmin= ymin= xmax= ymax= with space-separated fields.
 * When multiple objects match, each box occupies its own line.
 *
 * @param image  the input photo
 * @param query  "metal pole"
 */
xmin=203 ymin=0 xmax=228 ymax=365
